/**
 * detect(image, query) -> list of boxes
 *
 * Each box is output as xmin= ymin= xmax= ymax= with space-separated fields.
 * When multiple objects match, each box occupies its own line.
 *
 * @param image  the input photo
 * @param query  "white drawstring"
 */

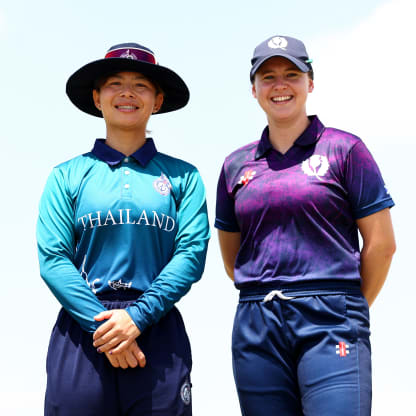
xmin=263 ymin=290 xmax=294 ymax=302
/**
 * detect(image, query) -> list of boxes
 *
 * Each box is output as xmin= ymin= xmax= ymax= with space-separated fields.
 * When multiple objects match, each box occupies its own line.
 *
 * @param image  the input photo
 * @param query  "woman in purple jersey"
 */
xmin=215 ymin=35 xmax=395 ymax=415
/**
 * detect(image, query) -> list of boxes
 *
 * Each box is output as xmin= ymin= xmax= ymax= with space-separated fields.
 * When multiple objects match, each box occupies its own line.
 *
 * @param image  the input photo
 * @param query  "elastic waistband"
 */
xmin=97 ymin=290 xmax=143 ymax=302
xmin=239 ymin=280 xmax=362 ymax=302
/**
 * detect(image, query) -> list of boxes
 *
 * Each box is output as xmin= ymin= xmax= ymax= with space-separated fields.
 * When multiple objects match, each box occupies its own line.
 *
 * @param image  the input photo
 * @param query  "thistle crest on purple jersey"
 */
xmin=301 ymin=155 xmax=329 ymax=180
xmin=153 ymin=173 xmax=172 ymax=195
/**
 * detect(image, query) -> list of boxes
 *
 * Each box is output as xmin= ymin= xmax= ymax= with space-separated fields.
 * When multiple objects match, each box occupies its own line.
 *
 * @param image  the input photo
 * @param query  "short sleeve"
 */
xmin=345 ymin=141 xmax=394 ymax=219
xmin=215 ymin=165 xmax=240 ymax=232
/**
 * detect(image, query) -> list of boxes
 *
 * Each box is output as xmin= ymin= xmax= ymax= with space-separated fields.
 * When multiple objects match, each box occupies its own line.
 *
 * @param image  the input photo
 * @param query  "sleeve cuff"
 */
xmin=214 ymin=218 xmax=240 ymax=232
xmin=354 ymin=198 xmax=395 ymax=219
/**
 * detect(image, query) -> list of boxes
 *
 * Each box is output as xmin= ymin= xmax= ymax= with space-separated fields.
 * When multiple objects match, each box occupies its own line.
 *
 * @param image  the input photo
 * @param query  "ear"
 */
xmin=308 ymin=78 xmax=314 ymax=93
xmin=152 ymin=92 xmax=164 ymax=114
xmin=92 ymin=89 xmax=101 ymax=111
xmin=252 ymin=83 xmax=257 ymax=99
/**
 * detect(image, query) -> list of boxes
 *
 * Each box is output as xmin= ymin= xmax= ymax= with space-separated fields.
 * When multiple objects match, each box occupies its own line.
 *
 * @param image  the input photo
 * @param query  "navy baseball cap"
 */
xmin=250 ymin=36 xmax=313 ymax=81
xmin=66 ymin=42 xmax=190 ymax=117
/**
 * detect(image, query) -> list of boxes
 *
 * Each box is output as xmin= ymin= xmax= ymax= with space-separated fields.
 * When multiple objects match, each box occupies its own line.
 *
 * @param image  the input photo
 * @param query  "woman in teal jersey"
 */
xmin=37 ymin=43 xmax=209 ymax=415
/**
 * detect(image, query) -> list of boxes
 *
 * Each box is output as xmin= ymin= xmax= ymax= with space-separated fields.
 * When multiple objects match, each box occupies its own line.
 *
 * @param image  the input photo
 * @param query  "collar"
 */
xmin=255 ymin=115 xmax=325 ymax=159
xmin=91 ymin=138 xmax=158 ymax=166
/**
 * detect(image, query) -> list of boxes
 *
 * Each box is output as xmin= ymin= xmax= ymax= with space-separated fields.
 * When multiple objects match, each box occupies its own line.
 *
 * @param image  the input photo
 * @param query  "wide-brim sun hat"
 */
xmin=250 ymin=35 xmax=313 ymax=81
xmin=66 ymin=42 xmax=190 ymax=117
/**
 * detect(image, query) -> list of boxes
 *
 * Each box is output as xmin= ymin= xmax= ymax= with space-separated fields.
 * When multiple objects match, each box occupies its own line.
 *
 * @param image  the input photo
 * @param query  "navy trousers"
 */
xmin=44 ymin=295 xmax=192 ymax=416
xmin=232 ymin=283 xmax=372 ymax=416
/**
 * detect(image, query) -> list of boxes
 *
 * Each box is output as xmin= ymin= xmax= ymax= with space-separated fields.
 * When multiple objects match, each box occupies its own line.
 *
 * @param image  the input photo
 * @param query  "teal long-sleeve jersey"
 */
xmin=37 ymin=138 xmax=210 ymax=333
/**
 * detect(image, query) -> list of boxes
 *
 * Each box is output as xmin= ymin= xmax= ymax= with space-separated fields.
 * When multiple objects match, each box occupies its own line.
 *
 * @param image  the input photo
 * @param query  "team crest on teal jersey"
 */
xmin=153 ymin=173 xmax=172 ymax=195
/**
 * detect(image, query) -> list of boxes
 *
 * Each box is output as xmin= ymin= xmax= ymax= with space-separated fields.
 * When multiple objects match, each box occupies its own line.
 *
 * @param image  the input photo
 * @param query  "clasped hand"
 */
xmin=93 ymin=309 xmax=145 ymax=369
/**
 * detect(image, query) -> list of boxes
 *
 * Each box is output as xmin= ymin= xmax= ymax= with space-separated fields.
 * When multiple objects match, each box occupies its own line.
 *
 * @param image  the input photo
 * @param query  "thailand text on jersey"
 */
xmin=215 ymin=116 xmax=393 ymax=288
xmin=37 ymin=138 xmax=210 ymax=332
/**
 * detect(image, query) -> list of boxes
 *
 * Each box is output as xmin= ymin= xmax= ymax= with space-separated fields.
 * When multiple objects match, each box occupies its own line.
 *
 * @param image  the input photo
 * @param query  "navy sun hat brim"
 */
xmin=250 ymin=53 xmax=311 ymax=81
xmin=66 ymin=58 xmax=190 ymax=117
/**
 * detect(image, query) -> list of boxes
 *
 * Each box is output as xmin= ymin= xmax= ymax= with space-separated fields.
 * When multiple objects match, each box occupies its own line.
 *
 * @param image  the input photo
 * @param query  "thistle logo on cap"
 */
xmin=268 ymin=37 xmax=288 ymax=50
xmin=250 ymin=35 xmax=313 ymax=81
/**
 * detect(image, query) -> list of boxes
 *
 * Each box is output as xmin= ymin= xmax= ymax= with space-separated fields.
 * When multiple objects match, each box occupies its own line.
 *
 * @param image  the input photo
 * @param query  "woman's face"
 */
xmin=92 ymin=71 xmax=163 ymax=132
xmin=252 ymin=56 xmax=313 ymax=125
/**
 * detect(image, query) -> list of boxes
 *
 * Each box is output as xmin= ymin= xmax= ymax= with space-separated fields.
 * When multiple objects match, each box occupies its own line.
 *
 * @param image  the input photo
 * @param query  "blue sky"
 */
xmin=1 ymin=1 xmax=414 ymax=414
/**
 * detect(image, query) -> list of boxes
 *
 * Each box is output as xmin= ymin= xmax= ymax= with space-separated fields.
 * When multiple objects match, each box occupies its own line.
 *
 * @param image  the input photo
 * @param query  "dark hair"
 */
xmin=93 ymin=74 xmax=110 ymax=91
xmin=93 ymin=72 xmax=164 ymax=95
xmin=251 ymin=64 xmax=314 ymax=84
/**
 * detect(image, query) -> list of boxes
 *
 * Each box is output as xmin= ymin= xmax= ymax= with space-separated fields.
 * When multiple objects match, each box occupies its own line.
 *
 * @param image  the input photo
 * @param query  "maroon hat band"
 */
xmin=66 ymin=42 xmax=189 ymax=116
xmin=104 ymin=47 xmax=157 ymax=64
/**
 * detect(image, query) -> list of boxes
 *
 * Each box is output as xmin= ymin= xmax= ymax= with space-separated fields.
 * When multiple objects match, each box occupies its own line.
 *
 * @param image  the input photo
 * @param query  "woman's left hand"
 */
xmin=93 ymin=309 xmax=141 ymax=354
xmin=104 ymin=339 xmax=146 ymax=369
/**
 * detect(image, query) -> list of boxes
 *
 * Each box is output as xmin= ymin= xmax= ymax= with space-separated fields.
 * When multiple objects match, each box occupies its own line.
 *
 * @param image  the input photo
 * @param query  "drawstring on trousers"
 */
xmin=263 ymin=290 xmax=294 ymax=302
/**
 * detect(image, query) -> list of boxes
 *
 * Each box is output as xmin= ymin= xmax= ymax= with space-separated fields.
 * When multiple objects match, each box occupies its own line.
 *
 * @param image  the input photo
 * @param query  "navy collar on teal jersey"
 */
xmin=91 ymin=138 xmax=157 ymax=166
xmin=255 ymin=115 xmax=325 ymax=159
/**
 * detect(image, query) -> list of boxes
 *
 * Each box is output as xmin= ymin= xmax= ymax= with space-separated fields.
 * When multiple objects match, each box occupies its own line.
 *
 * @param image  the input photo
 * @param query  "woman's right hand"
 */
xmin=104 ymin=339 xmax=146 ymax=369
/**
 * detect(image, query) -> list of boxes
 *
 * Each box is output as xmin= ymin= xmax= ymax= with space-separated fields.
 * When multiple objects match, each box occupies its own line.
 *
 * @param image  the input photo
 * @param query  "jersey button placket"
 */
xmin=121 ymin=158 xmax=132 ymax=199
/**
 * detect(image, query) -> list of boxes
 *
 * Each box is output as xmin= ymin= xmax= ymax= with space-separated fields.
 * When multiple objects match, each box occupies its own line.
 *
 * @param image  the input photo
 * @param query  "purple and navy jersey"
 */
xmin=37 ymin=138 xmax=210 ymax=333
xmin=215 ymin=116 xmax=394 ymax=288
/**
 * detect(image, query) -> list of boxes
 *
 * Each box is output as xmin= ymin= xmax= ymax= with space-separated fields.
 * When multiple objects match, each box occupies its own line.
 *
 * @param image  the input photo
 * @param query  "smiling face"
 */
xmin=92 ymin=71 xmax=164 ymax=134
xmin=252 ymin=56 xmax=314 ymax=126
